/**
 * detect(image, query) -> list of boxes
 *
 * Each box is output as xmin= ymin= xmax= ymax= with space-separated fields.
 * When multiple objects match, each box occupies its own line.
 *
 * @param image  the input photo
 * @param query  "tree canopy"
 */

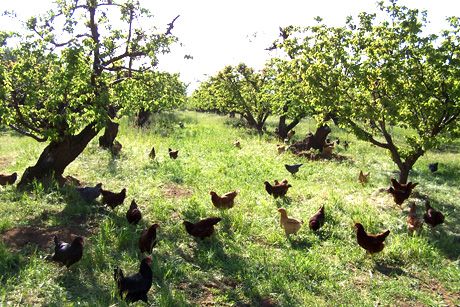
xmin=273 ymin=0 xmax=460 ymax=182
xmin=0 ymin=0 xmax=178 ymax=142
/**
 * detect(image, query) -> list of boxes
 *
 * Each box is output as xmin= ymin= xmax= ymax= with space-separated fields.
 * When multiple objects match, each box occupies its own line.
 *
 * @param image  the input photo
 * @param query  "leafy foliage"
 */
xmin=273 ymin=0 xmax=460 ymax=181
xmin=115 ymin=71 xmax=187 ymax=117
xmin=191 ymin=63 xmax=271 ymax=131
xmin=0 ymin=0 xmax=178 ymax=142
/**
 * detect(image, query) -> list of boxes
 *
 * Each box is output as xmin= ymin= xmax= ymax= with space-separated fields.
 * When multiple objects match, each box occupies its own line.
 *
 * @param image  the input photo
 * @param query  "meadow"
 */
xmin=0 ymin=111 xmax=459 ymax=306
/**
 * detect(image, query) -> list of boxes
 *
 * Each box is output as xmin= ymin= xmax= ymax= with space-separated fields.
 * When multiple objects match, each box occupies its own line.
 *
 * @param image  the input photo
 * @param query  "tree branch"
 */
xmin=8 ymin=124 xmax=47 ymax=142
xmin=165 ymin=15 xmax=180 ymax=35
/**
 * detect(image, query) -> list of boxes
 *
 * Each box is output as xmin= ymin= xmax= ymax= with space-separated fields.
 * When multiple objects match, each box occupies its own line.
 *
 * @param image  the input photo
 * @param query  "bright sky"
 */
xmin=1 ymin=0 xmax=459 ymax=92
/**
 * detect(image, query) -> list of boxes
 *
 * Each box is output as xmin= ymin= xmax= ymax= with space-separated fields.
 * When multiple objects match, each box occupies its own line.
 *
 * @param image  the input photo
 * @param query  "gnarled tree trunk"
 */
xmin=18 ymin=123 xmax=99 ymax=188
xmin=99 ymin=120 xmax=119 ymax=148
xmin=136 ymin=108 xmax=151 ymax=127
xmin=306 ymin=124 xmax=331 ymax=151
xmin=277 ymin=114 xmax=300 ymax=139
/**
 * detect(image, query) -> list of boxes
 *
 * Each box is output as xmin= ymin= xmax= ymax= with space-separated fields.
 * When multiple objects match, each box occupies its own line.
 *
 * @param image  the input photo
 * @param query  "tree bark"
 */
xmin=277 ymin=115 xmax=300 ymax=139
xmin=99 ymin=120 xmax=119 ymax=148
xmin=136 ymin=108 xmax=151 ymax=127
xmin=18 ymin=123 xmax=99 ymax=188
xmin=306 ymin=125 xmax=331 ymax=151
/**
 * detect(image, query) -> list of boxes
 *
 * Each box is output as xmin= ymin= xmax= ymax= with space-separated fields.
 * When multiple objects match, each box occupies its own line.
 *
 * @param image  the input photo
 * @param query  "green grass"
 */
xmin=0 ymin=111 xmax=459 ymax=306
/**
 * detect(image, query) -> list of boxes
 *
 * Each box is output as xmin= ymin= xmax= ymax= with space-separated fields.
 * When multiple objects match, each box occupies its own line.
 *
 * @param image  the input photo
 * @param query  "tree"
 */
xmin=0 ymin=0 xmax=178 ymax=187
xmin=277 ymin=1 xmax=460 ymax=183
xmin=113 ymin=71 xmax=187 ymax=127
xmin=191 ymin=63 xmax=271 ymax=133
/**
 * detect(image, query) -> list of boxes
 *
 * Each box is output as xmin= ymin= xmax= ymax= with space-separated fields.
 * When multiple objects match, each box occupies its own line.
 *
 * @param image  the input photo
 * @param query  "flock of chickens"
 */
xmin=0 ymin=137 xmax=447 ymax=304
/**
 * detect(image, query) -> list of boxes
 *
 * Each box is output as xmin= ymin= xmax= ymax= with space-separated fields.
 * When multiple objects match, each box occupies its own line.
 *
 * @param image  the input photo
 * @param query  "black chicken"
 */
xmin=285 ymin=163 xmax=303 ymax=175
xmin=0 ymin=172 xmax=17 ymax=186
xmin=76 ymin=183 xmax=102 ymax=202
xmin=423 ymin=200 xmax=445 ymax=227
xmin=428 ymin=162 xmax=438 ymax=173
xmin=52 ymin=236 xmax=84 ymax=268
xmin=114 ymin=257 xmax=153 ymax=303
xmin=183 ymin=217 xmax=222 ymax=239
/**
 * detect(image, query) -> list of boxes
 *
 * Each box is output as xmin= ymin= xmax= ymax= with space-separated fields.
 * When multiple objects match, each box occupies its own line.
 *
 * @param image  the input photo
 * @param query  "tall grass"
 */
xmin=0 ymin=111 xmax=459 ymax=306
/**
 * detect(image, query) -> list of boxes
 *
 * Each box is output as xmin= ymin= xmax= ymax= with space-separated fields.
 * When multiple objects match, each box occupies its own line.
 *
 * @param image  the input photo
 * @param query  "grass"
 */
xmin=0 ymin=111 xmax=459 ymax=306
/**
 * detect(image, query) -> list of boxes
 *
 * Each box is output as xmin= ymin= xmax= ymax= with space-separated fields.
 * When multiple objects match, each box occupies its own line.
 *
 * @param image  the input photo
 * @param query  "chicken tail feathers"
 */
xmin=376 ymin=229 xmax=390 ymax=241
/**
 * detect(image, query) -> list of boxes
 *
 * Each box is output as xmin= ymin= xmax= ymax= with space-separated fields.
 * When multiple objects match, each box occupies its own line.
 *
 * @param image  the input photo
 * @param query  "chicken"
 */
xmin=428 ymin=162 xmax=438 ymax=173
xmin=423 ymin=200 xmax=445 ymax=228
xmin=285 ymin=163 xmax=303 ymax=175
xmin=277 ymin=144 xmax=286 ymax=154
xmin=287 ymin=130 xmax=296 ymax=140
xmin=210 ymin=191 xmax=238 ymax=209
xmin=52 ymin=235 xmax=84 ymax=268
xmin=407 ymin=202 xmax=423 ymax=234
xmin=183 ymin=217 xmax=222 ymax=239
xmin=388 ymin=178 xmax=418 ymax=206
xmin=354 ymin=223 xmax=390 ymax=254
xmin=139 ymin=224 xmax=160 ymax=254
xmin=233 ymin=140 xmax=241 ymax=148
xmin=0 ymin=172 xmax=17 ymax=186
xmin=264 ymin=180 xmax=292 ymax=198
xmin=126 ymin=200 xmax=142 ymax=225
xmin=390 ymin=178 xmax=418 ymax=192
xmin=149 ymin=146 xmax=156 ymax=159
xmin=178 ymin=122 xmax=185 ymax=128
xmin=358 ymin=170 xmax=370 ymax=185
xmin=111 ymin=140 xmax=122 ymax=156
xmin=168 ymin=148 xmax=179 ymax=159
xmin=114 ymin=256 xmax=153 ymax=303
xmin=322 ymin=144 xmax=334 ymax=157
xmin=308 ymin=205 xmax=325 ymax=231
xmin=76 ymin=183 xmax=102 ymax=202
xmin=278 ymin=208 xmax=303 ymax=235
xmin=101 ymin=188 xmax=127 ymax=209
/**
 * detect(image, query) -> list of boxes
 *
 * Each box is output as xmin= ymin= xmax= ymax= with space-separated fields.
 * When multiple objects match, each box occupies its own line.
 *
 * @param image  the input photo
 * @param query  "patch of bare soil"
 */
xmin=161 ymin=183 xmax=193 ymax=199
xmin=1 ymin=225 xmax=91 ymax=250
xmin=422 ymin=280 xmax=460 ymax=306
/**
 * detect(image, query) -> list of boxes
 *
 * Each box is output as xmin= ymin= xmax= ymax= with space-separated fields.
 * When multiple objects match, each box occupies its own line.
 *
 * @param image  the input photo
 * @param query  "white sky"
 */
xmin=1 ymin=0 xmax=459 ymax=92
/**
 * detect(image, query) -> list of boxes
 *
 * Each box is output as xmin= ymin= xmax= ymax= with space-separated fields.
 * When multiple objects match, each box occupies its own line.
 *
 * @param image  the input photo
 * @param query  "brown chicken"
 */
xmin=309 ymin=205 xmax=325 ymax=231
xmin=264 ymin=180 xmax=292 ymax=198
xmin=139 ymin=223 xmax=160 ymax=253
xmin=278 ymin=208 xmax=303 ymax=235
xmin=322 ymin=144 xmax=334 ymax=158
xmin=388 ymin=178 xmax=418 ymax=206
xmin=407 ymin=202 xmax=423 ymax=234
xmin=210 ymin=191 xmax=238 ymax=209
xmin=423 ymin=200 xmax=445 ymax=228
xmin=111 ymin=140 xmax=122 ymax=156
xmin=233 ymin=140 xmax=241 ymax=148
xmin=183 ymin=217 xmax=222 ymax=239
xmin=101 ymin=188 xmax=127 ymax=209
xmin=277 ymin=144 xmax=286 ymax=154
xmin=0 ymin=172 xmax=17 ymax=186
xmin=168 ymin=148 xmax=179 ymax=159
xmin=149 ymin=146 xmax=156 ymax=159
xmin=358 ymin=170 xmax=370 ymax=185
xmin=354 ymin=223 xmax=390 ymax=254
xmin=287 ymin=130 xmax=295 ymax=140
xmin=126 ymin=200 xmax=142 ymax=225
